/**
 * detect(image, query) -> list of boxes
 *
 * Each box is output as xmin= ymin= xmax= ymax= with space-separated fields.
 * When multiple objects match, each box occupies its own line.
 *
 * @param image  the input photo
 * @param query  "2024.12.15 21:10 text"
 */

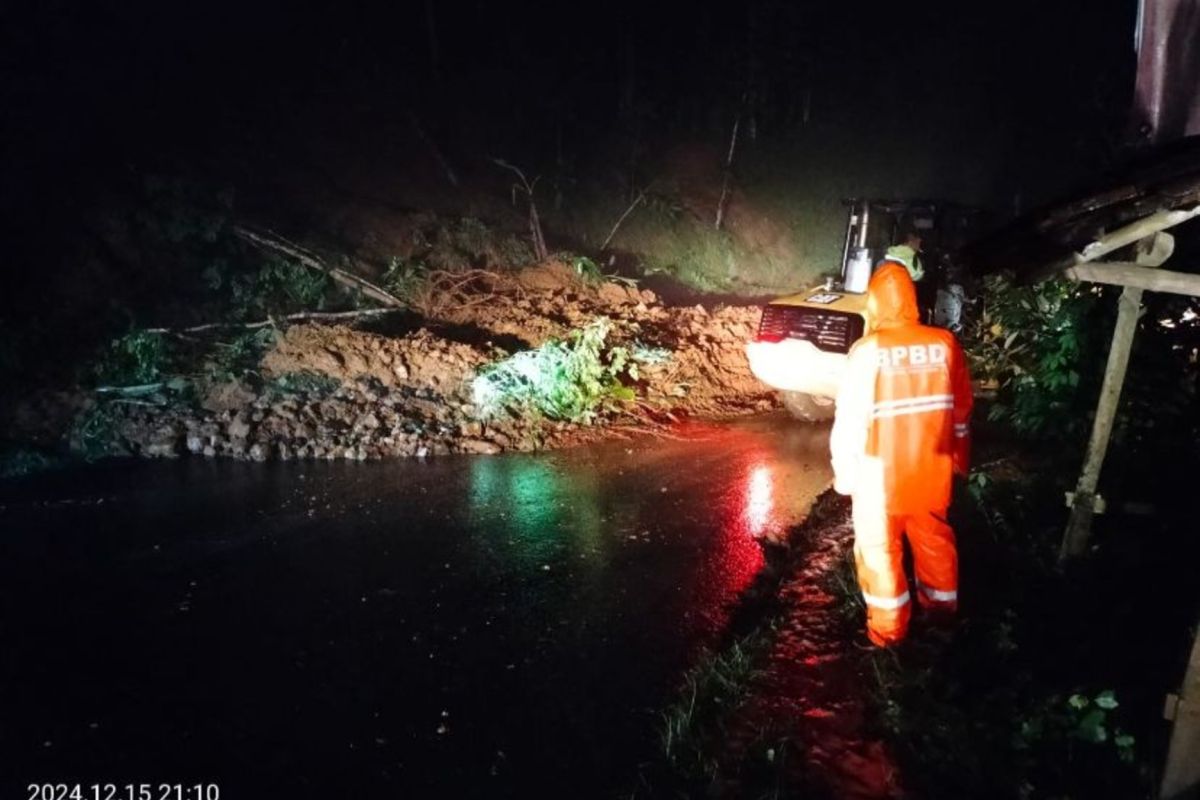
xmin=27 ymin=784 xmax=220 ymax=800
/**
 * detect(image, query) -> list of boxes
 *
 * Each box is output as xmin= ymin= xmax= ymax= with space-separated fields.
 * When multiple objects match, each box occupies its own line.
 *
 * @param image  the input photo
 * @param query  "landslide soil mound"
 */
xmin=9 ymin=259 xmax=778 ymax=463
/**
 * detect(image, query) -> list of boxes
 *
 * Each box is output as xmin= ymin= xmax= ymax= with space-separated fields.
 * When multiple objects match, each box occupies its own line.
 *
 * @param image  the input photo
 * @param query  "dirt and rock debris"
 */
xmin=10 ymin=261 xmax=776 ymax=463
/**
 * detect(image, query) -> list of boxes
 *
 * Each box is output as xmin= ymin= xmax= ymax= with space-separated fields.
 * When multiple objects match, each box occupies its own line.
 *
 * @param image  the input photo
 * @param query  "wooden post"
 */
xmin=1059 ymin=233 xmax=1170 ymax=560
xmin=1066 ymin=263 xmax=1200 ymax=295
xmin=1059 ymin=284 xmax=1143 ymax=558
xmin=1161 ymin=623 xmax=1200 ymax=799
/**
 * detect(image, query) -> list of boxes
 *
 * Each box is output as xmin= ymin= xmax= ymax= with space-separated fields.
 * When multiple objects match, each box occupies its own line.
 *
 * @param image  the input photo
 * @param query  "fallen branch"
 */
xmin=601 ymin=187 xmax=648 ymax=251
xmin=145 ymin=308 xmax=404 ymax=336
xmin=490 ymin=158 xmax=549 ymax=261
xmin=94 ymin=383 xmax=165 ymax=396
xmin=232 ymin=226 xmax=406 ymax=308
xmin=715 ymin=113 xmax=741 ymax=231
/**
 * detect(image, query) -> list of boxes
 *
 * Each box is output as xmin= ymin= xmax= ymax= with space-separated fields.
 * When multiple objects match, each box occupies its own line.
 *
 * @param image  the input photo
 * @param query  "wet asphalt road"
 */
xmin=1 ymin=413 xmax=831 ymax=798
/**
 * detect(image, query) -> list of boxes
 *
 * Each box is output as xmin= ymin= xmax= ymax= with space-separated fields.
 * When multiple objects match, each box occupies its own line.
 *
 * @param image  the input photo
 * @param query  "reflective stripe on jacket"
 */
xmin=831 ymin=263 xmax=973 ymax=513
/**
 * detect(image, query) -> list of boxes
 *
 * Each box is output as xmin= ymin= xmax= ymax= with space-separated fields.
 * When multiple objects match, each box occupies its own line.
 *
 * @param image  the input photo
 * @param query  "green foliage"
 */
xmin=1013 ymin=690 xmax=1137 ymax=766
xmin=864 ymin=641 xmax=1140 ymax=797
xmin=571 ymin=255 xmax=603 ymax=283
xmin=965 ymin=274 xmax=1105 ymax=441
xmin=643 ymin=191 xmax=685 ymax=223
xmin=472 ymin=318 xmax=653 ymax=424
xmin=70 ymin=402 xmax=124 ymax=461
xmin=204 ymin=328 xmax=278 ymax=384
xmin=381 ymin=256 xmax=431 ymax=301
xmin=205 ymin=256 xmax=332 ymax=320
xmin=408 ymin=216 xmax=534 ymax=271
xmin=93 ymin=330 xmax=172 ymax=386
xmin=659 ymin=634 xmax=766 ymax=781
xmin=1114 ymin=294 xmax=1200 ymax=461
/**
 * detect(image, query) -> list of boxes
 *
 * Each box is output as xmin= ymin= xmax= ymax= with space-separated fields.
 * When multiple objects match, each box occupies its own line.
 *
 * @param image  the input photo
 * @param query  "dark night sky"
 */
xmin=1 ymin=0 xmax=1139 ymax=247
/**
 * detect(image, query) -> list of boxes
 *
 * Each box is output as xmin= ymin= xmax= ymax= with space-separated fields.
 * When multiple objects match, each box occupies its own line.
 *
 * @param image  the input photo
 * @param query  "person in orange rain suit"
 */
xmin=830 ymin=261 xmax=973 ymax=647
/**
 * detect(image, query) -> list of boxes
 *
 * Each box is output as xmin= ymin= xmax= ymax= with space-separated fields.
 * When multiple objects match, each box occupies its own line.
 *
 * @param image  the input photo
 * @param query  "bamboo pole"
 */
xmin=1059 ymin=283 xmax=1144 ymax=559
xmin=1065 ymin=263 xmax=1200 ymax=297
xmin=1161 ymin=622 xmax=1200 ymax=799
xmin=1059 ymin=233 xmax=1170 ymax=560
xmin=1073 ymin=205 xmax=1200 ymax=264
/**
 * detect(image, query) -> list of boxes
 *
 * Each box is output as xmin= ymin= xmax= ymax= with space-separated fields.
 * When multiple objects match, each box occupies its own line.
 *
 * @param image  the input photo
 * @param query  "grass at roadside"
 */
xmin=630 ymin=491 xmax=848 ymax=797
xmin=847 ymin=440 xmax=1186 ymax=799
xmin=634 ymin=431 xmax=1193 ymax=798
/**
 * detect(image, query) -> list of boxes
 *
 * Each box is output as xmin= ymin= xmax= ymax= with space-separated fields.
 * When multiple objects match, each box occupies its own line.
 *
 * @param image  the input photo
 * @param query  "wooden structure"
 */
xmin=1058 ymin=222 xmax=1193 ymax=559
xmin=1047 ymin=213 xmax=1200 ymax=796
xmin=967 ymin=138 xmax=1200 ymax=799
xmin=1048 ymin=208 xmax=1200 ymax=800
xmin=1163 ymin=630 xmax=1200 ymax=799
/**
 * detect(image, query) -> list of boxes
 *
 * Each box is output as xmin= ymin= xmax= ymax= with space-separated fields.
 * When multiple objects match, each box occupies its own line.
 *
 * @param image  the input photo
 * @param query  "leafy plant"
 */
xmin=965 ymin=273 xmax=1106 ymax=441
xmin=472 ymin=318 xmax=644 ymax=424
xmin=572 ymin=255 xmax=603 ymax=283
xmin=92 ymin=330 xmax=172 ymax=386
xmin=70 ymin=402 xmax=125 ymax=461
xmin=382 ymin=256 xmax=430 ymax=298
xmin=206 ymin=256 xmax=332 ymax=320
xmin=204 ymin=328 xmax=278 ymax=384
xmin=1016 ymin=690 xmax=1137 ymax=765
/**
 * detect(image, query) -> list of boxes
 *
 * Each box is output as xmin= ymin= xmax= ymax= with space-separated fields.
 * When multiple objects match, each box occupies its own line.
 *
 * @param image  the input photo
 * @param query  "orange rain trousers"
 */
xmin=851 ymin=501 xmax=958 ymax=648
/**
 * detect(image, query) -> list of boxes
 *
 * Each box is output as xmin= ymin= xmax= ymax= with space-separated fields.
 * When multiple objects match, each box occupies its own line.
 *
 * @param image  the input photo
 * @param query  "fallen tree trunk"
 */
xmin=145 ymin=308 xmax=405 ymax=336
xmin=232 ymin=226 xmax=406 ymax=308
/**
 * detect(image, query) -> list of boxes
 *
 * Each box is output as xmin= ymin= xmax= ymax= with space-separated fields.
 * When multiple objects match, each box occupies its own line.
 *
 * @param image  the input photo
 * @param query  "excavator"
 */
xmin=745 ymin=198 xmax=980 ymax=419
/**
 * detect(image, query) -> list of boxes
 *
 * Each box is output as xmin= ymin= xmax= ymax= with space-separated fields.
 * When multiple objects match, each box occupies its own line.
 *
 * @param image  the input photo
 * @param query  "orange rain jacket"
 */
xmin=831 ymin=262 xmax=973 ymax=513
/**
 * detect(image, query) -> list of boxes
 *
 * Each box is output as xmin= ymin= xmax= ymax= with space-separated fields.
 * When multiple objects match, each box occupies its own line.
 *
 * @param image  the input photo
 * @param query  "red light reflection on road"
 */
xmin=697 ymin=455 xmax=778 ymax=619
xmin=745 ymin=464 xmax=773 ymax=538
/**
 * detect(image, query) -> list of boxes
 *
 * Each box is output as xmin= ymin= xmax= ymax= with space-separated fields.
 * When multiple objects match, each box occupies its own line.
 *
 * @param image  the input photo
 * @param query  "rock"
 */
xmin=201 ymin=380 xmax=257 ymax=413
xmin=459 ymin=421 xmax=483 ymax=438
xmin=203 ymin=445 xmax=216 ymax=458
xmin=597 ymin=282 xmax=636 ymax=307
xmin=460 ymin=438 xmax=502 ymax=455
xmin=227 ymin=414 xmax=252 ymax=440
xmin=249 ymin=443 xmax=268 ymax=461
xmin=186 ymin=434 xmax=205 ymax=454
xmin=277 ymin=443 xmax=293 ymax=461
xmin=143 ymin=440 xmax=179 ymax=458
xmin=486 ymin=432 xmax=513 ymax=448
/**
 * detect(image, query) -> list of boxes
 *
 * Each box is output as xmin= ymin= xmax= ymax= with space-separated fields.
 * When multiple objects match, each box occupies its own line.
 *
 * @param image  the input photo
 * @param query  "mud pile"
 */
xmin=24 ymin=260 xmax=776 ymax=462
